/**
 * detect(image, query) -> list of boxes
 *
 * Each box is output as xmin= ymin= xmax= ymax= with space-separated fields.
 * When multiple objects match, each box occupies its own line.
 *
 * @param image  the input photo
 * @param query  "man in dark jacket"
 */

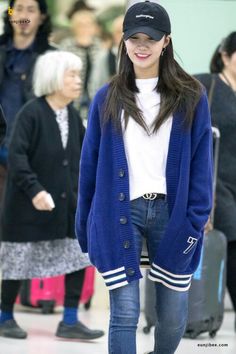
xmin=0 ymin=0 xmax=54 ymax=203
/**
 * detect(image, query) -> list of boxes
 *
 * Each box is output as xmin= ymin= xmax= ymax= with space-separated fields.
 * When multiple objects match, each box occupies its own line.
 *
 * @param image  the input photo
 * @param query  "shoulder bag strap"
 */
xmin=207 ymin=74 xmax=216 ymax=109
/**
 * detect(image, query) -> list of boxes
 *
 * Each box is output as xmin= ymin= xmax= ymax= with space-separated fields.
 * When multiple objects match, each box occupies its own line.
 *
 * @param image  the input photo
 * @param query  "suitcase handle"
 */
xmin=211 ymin=126 xmax=220 ymax=225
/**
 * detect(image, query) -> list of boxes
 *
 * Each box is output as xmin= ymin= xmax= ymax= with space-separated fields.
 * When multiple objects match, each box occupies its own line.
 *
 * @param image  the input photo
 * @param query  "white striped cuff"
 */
xmin=101 ymin=267 xmax=128 ymax=290
xmin=149 ymin=263 xmax=192 ymax=292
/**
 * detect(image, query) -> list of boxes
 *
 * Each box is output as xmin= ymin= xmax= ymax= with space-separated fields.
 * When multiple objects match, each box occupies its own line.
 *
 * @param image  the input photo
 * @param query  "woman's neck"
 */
xmin=220 ymin=69 xmax=236 ymax=91
xmin=134 ymin=65 xmax=159 ymax=79
xmin=46 ymin=93 xmax=71 ymax=111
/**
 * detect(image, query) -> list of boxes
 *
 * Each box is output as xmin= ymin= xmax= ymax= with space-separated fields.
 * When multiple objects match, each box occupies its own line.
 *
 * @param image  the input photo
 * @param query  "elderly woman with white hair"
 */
xmin=0 ymin=51 xmax=104 ymax=340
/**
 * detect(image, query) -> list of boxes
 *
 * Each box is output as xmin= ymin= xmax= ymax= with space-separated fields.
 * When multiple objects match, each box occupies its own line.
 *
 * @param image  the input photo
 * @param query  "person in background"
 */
xmin=60 ymin=0 xmax=102 ymax=122
xmin=90 ymin=15 xmax=124 ymax=97
xmin=75 ymin=2 xmax=213 ymax=354
xmin=196 ymin=31 xmax=236 ymax=331
xmin=0 ymin=51 xmax=104 ymax=341
xmin=0 ymin=0 xmax=54 ymax=208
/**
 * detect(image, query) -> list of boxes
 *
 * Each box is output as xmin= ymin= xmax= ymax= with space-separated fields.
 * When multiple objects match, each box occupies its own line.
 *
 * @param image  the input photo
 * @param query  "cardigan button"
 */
xmin=119 ymin=169 xmax=125 ymax=178
xmin=127 ymin=268 xmax=135 ymax=276
xmin=62 ymin=159 xmax=69 ymax=166
xmin=123 ymin=240 xmax=130 ymax=249
xmin=120 ymin=217 xmax=127 ymax=225
xmin=60 ymin=192 xmax=67 ymax=199
xmin=119 ymin=193 xmax=125 ymax=201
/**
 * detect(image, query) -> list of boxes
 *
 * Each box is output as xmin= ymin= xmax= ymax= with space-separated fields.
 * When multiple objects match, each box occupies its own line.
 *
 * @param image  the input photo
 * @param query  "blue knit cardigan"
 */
xmin=75 ymin=85 xmax=213 ymax=292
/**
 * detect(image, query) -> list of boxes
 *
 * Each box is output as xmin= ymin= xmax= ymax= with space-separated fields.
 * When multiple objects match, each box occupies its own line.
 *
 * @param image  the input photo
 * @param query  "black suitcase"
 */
xmin=143 ymin=127 xmax=227 ymax=338
xmin=143 ymin=231 xmax=227 ymax=337
xmin=184 ymin=126 xmax=226 ymax=339
xmin=184 ymin=228 xmax=226 ymax=338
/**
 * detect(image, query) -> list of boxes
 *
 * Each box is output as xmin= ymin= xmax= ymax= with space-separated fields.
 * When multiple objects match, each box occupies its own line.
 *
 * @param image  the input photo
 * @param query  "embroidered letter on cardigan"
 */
xmin=183 ymin=237 xmax=197 ymax=254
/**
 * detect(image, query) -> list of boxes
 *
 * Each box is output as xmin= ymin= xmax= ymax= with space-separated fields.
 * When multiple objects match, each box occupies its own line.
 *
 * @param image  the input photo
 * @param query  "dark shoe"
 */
xmin=0 ymin=319 xmax=27 ymax=339
xmin=55 ymin=321 xmax=104 ymax=340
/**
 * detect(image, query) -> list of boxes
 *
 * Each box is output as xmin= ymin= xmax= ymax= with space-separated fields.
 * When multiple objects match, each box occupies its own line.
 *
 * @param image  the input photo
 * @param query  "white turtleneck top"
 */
xmin=122 ymin=77 xmax=173 ymax=201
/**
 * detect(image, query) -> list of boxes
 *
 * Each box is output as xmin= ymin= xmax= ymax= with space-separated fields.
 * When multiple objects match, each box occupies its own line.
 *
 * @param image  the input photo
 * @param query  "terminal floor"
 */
xmin=0 ymin=307 xmax=235 ymax=354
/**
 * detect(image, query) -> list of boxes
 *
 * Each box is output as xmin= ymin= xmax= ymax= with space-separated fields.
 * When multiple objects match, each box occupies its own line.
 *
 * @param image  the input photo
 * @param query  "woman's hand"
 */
xmin=32 ymin=191 xmax=55 ymax=211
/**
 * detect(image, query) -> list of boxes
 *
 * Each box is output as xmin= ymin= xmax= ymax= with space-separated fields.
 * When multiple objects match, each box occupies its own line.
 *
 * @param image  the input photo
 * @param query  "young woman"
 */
xmin=0 ymin=51 xmax=104 ymax=341
xmin=76 ymin=2 xmax=213 ymax=354
xmin=196 ymin=32 xmax=236 ymax=331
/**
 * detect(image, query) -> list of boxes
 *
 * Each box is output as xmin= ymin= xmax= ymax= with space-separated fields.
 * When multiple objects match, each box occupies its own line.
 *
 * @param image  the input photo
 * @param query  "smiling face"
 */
xmin=125 ymin=32 xmax=170 ymax=79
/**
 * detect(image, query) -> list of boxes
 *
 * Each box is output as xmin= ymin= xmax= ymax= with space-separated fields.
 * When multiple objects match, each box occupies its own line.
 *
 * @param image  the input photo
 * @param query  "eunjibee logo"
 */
xmin=7 ymin=6 xmax=31 ymax=24
xmin=8 ymin=7 xmax=14 ymax=16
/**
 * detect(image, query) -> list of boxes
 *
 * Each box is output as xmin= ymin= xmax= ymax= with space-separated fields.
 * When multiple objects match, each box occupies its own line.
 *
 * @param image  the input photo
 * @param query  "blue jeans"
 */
xmin=109 ymin=197 xmax=189 ymax=354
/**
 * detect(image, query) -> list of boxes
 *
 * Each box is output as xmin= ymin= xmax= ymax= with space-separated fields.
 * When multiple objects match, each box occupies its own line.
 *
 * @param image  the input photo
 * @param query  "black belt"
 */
xmin=142 ymin=193 xmax=166 ymax=200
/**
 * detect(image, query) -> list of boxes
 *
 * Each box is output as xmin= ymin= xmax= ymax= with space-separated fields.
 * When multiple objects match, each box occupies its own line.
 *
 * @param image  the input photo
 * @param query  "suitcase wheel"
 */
xmin=38 ymin=300 xmax=55 ymax=314
xmin=84 ymin=298 xmax=92 ymax=310
xmin=143 ymin=325 xmax=152 ymax=334
xmin=209 ymin=330 xmax=217 ymax=338
xmin=188 ymin=332 xmax=198 ymax=339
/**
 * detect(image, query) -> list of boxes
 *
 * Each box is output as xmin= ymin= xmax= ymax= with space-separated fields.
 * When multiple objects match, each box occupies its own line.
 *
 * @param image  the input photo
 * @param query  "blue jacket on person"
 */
xmin=75 ymin=84 xmax=213 ymax=292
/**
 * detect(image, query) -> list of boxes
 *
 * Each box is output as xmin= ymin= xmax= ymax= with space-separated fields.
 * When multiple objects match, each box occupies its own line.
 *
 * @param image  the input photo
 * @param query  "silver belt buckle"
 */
xmin=143 ymin=193 xmax=158 ymax=200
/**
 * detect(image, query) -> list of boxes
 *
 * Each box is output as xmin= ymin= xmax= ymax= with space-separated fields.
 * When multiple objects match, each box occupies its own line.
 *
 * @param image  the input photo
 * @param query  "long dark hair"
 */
xmin=103 ymin=37 xmax=202 ymax=133
xmin=0 ymin=0 xmax=52 ymax=53
xmin=210 ymin=32 xmax=236 ymax=73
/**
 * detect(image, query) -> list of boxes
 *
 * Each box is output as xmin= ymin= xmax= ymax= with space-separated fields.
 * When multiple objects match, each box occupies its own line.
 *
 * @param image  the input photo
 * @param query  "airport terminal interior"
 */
xmin=1 ymin=1 xmax=236 ymax=353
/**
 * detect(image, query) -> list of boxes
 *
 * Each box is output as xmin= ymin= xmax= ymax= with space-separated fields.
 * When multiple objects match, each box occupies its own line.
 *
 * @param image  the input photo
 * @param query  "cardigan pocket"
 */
xmin=178 ymin=218 xmax=204 ymax=274
xmin=154 ymin=217 xmax=203 ymax=275
xmin=150 ymin=218 xmax=203 ymax=292
xmin=165 ymin=217 xmax=203 ymax=274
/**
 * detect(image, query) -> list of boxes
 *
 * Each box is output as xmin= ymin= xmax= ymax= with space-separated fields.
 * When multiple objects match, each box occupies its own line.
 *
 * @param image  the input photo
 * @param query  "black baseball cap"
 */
xmin=123 ymin=1 xmax=171 ymax=41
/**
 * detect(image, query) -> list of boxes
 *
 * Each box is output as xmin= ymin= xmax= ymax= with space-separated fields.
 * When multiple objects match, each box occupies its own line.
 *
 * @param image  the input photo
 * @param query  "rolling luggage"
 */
xmin=18 ymin=276 xmax=64 ymax=314
xmin=143 ymin=127 xmax=227 ymax=338
xmin=184 ymin=229 xmax=226 ymax=338
xmin=184 ymin=126 xmax=226 ymax=338
xmin=17 ymin=266 xmax=95 ymax=314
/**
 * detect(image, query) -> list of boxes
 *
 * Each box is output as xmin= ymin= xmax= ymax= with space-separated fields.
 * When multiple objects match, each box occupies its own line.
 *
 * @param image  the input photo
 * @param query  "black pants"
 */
xmin=0 ymin=269 xmax=85 ymax=312
xmin=227 ymin=241 xmax=236 ymax=312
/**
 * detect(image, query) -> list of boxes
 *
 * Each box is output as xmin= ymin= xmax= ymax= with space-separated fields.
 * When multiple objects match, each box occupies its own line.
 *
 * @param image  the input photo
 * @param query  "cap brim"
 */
xmin=123 ymin=27 xmax=165 ymax=41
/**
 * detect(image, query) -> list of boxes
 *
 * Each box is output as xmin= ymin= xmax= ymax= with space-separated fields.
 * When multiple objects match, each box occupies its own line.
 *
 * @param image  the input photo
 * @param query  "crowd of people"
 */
xmin=0 ymin=0 xmax=235 ymax=353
